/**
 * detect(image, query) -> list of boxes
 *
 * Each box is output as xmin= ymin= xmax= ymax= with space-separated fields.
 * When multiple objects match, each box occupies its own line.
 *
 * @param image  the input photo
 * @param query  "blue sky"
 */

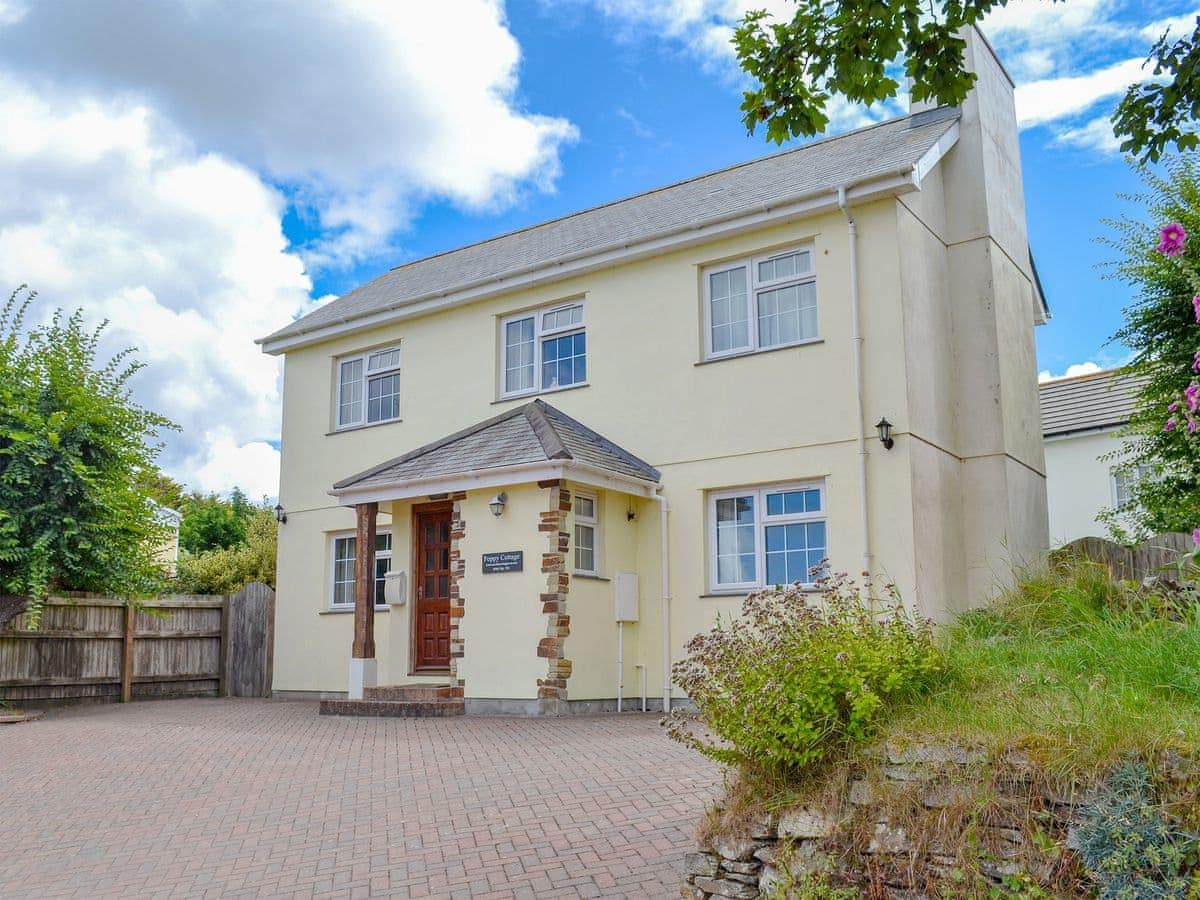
xmin=0 ymin=0 xmax=1194 ymax=495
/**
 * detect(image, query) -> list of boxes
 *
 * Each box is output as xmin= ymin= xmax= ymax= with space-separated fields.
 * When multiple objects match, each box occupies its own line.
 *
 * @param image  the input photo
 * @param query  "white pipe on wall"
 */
xmin=837 ymin=186 xmax=872 ymax=575
xmin=617 ymin=621 xmax=624 ymax=713
xmin=653 ymin=491 xmax=672 ymax=711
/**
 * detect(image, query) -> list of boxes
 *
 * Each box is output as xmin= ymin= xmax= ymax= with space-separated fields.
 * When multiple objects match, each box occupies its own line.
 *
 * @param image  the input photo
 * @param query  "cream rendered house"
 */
xmin=259 ymin=28 xmax=1049 ymax=715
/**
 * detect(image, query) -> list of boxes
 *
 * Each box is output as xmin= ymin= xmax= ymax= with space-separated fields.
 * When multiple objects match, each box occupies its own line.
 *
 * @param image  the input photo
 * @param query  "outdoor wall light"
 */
xmin=488 ymin=492 xmax=508 ymax=517
xmin=273 ymin=503 xmax=287 ymax=524
xmin=875 ymin=417 xmax=895 ymax=450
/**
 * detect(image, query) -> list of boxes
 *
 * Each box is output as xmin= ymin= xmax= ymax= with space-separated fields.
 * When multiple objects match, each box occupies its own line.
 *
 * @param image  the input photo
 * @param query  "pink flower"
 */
xmin=1194 ymin=528 xmax=1200 ymax=547
xmin=1169 ymin=401 xmax=1180 ymax=412
xmin=1190 ymin=417 xmax=1198 ymax=434
xmin=1166 ymin=418 xmax=1177 ymax=431
xmin=1158 ymin=222 xmax=1188 ymax=256
xmin=1194 ymin=295 xmax=1200 ymax=323
xmin=1188 ymin=383 xmax=1200 ymax=413
xmin=1193 ymin=351 xmax=1200 ymax=373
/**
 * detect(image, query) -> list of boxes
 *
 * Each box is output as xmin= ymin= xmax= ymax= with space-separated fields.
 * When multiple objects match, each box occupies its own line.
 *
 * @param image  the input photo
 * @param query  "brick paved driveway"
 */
xmin=0 ymin=699 xmax=720 ymax=899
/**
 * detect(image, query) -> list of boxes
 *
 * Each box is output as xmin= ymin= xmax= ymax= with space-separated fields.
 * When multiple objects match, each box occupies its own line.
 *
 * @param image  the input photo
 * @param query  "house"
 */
xmin=1041 ymin=369 xmax=1146 ymax=545
xmin=258 ymin=27 xmax=1048 ymax=714
xmin=151 ymin=502 xmax=182 ymax=572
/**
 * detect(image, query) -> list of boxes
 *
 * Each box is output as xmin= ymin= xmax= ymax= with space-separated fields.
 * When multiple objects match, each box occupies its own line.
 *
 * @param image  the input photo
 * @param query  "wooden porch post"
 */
xmin=352 ymin=502 xmax=378 ymax=660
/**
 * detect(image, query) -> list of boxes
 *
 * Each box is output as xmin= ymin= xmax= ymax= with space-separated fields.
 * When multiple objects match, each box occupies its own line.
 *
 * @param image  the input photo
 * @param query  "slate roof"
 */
xmin=333 ymin=400 xmax=661 ymax=492
xmin=1040 ymin=369 xmax=1146 ymax=437
xmin=264 ymin=107 xmax=961 ymax=347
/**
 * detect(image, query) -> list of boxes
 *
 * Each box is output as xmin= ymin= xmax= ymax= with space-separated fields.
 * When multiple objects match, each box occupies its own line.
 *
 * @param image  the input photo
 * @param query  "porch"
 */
xmin=320 ymin=399 xmax=664 ymax=716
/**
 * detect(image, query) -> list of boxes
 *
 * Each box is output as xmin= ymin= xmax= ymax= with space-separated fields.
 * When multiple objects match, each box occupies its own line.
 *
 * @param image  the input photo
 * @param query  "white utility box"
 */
xmin=384 ymin=570 xmax=407 ymax=606
xmin=614 ymin=571 xmax=639 ymax=622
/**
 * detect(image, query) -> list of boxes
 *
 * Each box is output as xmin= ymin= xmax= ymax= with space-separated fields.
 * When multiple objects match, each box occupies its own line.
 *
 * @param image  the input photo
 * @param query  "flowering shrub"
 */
xmin=1150 ymin=221 xmax=1200 ymax=565
xmin=665 ymin=574 xmax=940 ymax=772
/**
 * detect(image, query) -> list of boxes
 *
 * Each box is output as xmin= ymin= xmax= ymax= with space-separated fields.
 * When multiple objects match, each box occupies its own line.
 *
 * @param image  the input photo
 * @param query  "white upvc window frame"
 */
xmin=573 ymin=491 xmax=600 ymax=575
xmin=707 ymin=481 xmax=827 ymax=593
xmin=335 ymin=346 xmax=402 ymax=430
xmin=1111 ymin=464 xmax=1155 ymax=508
xmin=329 ymin=530 xmax=393 ymax=610
xmin=702 ymin=245 xmax=818 ymax=360
xmin=500 ymin=300 xmax=587 ymax=399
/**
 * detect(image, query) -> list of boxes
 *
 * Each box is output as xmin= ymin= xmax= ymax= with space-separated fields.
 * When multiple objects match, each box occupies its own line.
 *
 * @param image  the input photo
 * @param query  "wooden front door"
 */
xmin=414 ymin=507 xmax=452 ymax=670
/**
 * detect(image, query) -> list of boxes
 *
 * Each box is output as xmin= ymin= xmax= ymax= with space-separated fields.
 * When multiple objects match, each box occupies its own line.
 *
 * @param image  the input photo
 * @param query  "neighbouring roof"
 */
xmin=262 ymin=106 xmax=962 ymax=350
xmin=333 ymin=400 xmax=661 ymax=493
xmin=1040 ymin=369 xmax=1147 ymax=437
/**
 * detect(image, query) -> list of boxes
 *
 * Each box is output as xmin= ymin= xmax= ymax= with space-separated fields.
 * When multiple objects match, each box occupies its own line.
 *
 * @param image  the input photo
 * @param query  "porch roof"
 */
xmin=330 ymin=400 xmax=661 ymax=503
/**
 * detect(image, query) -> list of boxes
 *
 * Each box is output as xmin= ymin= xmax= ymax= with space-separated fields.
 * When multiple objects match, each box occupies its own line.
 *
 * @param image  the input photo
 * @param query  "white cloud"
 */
xmin=192 ymin=433 xmax=282 ymax=502
xmin=1140 ymin=11 xmax=1199 ymax=42
xmin=0 ymin=0 xmax=578 ymax=269
xmin=0 ymin=76 xmax=310 ymax=497
xmin=1053 ymin=115 xmax=1124 ymax=153
xmin=0 ymin=1 xmax=576 ymax=496
xmin=1038 ymin=362 xmax=1104 ymax=382
xmin=1015 ymin=57 xmax=1150 ymax=127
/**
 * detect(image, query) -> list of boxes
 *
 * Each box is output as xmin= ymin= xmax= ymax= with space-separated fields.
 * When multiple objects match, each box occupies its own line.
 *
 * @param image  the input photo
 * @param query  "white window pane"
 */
xmin=574 ymin=496 xmax=595 ymax=519
xmin=366 ymin=373 xmax=400 ymax=423
xmin=709 ymin=267 xmax=749 ymax=354
xmin=338 ymin=359 xmax=363 ymax=426
xmin=367 ymin=348 xmax=400 ymax=371
xmin=504 ymin=316 xmax=535 ymax=392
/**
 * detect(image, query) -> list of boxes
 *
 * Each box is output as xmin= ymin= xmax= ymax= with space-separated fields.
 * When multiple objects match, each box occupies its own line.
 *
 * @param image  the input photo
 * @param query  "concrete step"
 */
xmin=319 ymin=697 xmax=465 ymax=718
xmin=364 ymin=684 xmax=460 ymax=702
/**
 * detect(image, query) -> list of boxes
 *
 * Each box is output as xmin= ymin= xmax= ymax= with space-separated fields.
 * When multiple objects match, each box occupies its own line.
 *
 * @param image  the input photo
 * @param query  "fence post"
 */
xmin=121 ymin=601 xmax=135 ymax=703
xmin=218 ymin=592 xmax=230 ymax=698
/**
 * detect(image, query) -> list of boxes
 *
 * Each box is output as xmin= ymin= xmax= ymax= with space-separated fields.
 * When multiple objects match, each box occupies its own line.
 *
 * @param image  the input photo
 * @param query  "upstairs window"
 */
xmin=502 ymin=301 xmax=586 ymax=397
xmin=336 ymin=347 xmax=401 ymax=429
xmin=1111 ymin=464 xmax=1155 ymax=507
xmin=331 ymin=531 xmax=392 ymax=608
xmin=708 ymin=482 xmax=827 ymax=592
xmin=703 ymin=246 xmax=817 ymax=359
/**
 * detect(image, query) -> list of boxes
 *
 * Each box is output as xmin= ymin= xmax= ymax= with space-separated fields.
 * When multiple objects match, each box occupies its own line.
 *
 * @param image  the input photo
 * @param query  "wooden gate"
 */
xmin=222 ymin=582 xmax=275 ymax=698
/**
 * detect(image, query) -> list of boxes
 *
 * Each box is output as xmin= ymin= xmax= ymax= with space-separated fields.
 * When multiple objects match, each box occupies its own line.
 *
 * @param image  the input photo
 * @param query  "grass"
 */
xmin=697 ymin=560 xmax=1200 ymax=894
xmin=885 ymin=560 xmax=1200 ymax=785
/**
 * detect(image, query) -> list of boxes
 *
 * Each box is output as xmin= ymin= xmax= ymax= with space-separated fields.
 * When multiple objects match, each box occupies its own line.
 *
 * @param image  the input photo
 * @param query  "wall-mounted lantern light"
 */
xmin=875 ymin=417 xmax=895 ymax=450
xmin=273 ymin=503 xmax=287 ymax=524
xmin=488 ymin=492 xmax=508 ymax=517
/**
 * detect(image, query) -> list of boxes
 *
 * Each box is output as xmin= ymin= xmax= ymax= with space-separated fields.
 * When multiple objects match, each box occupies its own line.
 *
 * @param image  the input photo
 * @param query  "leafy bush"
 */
xmin=0 ymin=287 xmax=175 ymax=621
xmin=175 ymin=507 xmax=276 ymax=594
xmin=666 ymin=573 xmax=940 ymax=772
xmin=1076 ymin=762 xmax=1199 ymax=898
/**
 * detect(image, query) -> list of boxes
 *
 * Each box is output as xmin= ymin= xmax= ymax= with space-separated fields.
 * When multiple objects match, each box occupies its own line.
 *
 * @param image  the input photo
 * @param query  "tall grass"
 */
xmin=888 ymin=560 xmax=1200 ymax=777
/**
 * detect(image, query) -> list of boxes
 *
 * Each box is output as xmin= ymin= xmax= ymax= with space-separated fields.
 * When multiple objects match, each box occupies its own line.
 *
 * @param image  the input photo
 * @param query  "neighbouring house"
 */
xmin=258 ymin=27 xmax=1049 ymax=714
xmin=1041 ymin=368 xmax=1147 ymax=545
xmin=152 ymin=502 xmax=182 ymax=572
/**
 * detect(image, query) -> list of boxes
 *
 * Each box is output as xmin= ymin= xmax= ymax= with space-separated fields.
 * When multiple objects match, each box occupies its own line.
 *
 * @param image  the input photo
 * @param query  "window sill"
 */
xmin=492 ymin=382 xmax=590 ymax=405
xmin=700 ymin=587 xmax=821 ymax=598
xmin=695 ymin=338 xmax=823 ymax=366
xmin=326 ymin=419 xmax=402 ymax=436
xmin=319 ymin=606 xmax=391 ymax=615
xmin=573 ymin=573 xmax=610 ymax=581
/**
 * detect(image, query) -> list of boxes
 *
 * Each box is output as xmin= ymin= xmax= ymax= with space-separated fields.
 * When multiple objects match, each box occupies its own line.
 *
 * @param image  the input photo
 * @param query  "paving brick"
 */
xmin=0 ymin=699 xmax=719 ymax=898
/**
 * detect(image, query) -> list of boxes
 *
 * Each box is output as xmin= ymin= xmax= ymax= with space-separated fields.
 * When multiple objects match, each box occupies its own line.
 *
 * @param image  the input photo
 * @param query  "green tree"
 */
xmin=0 ymin=287 xmax=176 ymax=620
xmin=178 ymin=489 xmax=252 ymax=553
xmin=1101 ymin=158 xmax=1200 ymax=538
xmin=733 ymin=2 xmax=1196 ymax=162
xmin=175 ymin=506 xmax=277 ymax=594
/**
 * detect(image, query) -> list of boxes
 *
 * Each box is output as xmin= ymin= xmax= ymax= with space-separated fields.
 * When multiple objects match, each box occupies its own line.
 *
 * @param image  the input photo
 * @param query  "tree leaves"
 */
xmin=734 ymin=2 xmax=1196 ymax=164
xmin=0 ymin=286 xmax=177 ymax=616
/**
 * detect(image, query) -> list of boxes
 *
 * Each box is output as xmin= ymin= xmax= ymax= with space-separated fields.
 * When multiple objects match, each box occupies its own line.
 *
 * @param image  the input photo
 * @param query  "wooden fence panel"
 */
xmin=0 ymin=587 xmax=274 ymax=707
xmin=1057 ymin=533 xmax=1192 ymax=582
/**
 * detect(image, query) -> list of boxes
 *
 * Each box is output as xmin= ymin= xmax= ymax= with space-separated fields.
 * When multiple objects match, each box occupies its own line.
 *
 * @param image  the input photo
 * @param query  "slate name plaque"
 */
xmin=482 ymin=551 xmax=523 ymax=574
